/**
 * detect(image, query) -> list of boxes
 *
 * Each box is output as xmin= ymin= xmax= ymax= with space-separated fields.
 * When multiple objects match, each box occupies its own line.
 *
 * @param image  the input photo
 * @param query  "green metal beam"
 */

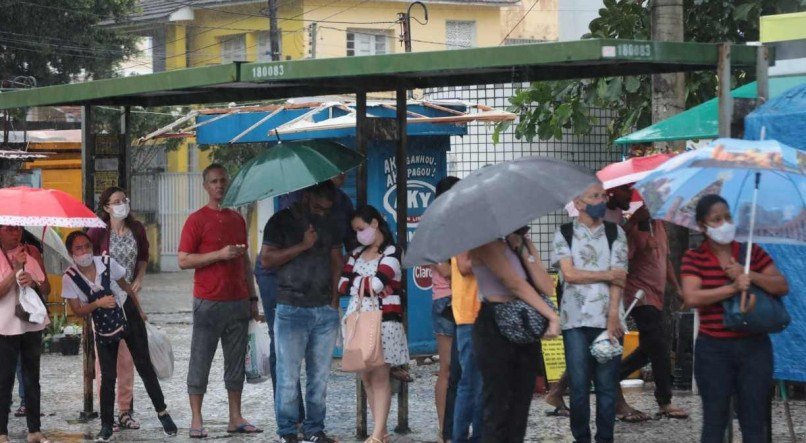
xmin=0 ymin=64 xmax=239 ymax=109
xmin=0 ymin=39 xmax=765 ymax=110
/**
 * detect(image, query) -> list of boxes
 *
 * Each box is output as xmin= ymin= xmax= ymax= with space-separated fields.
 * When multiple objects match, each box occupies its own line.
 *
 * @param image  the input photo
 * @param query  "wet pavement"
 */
xmin=5 ymin=271 xmax=805 ymax=442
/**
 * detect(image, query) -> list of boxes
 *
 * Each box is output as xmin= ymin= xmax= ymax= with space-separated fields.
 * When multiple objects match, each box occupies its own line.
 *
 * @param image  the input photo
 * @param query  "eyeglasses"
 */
xmin=107 ymin=197 xmax=130 ymax=206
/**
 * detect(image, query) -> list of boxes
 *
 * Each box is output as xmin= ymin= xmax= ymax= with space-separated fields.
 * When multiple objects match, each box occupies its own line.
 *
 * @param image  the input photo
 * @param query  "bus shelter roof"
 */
xmin=0 ymin=39 xmax=765 ymax=110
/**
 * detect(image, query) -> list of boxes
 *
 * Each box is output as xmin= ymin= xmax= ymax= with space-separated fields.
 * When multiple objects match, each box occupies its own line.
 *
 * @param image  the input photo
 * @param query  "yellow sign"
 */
xmin=542 ymin=273 xmax=566 ymax=381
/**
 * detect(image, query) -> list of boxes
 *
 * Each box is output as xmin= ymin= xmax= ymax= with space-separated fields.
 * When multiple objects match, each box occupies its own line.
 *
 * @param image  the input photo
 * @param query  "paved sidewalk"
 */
xmin=4 ymin=271 xmax=804 ymax=442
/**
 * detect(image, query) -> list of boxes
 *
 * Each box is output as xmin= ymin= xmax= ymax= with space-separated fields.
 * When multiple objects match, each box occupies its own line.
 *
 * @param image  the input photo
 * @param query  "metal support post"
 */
xmin=717 ymin=43 xmax=733 ymax=138
xmin=268 ymin=0 xmax=281 ymax=61
xmin=394 ymin=87 xmax=410 ymax=434
xmin=79 ymin=104 xmax=98 ymax=422
xmin=356 ymin=92 xmax=368 ymax=207
xmin=121 ymin=106 xmax=131 ymax=191
xmin=354 ymin=90 xmax=369 ymax=438
xmin=756 ymin=45 xmax=769 ymax=105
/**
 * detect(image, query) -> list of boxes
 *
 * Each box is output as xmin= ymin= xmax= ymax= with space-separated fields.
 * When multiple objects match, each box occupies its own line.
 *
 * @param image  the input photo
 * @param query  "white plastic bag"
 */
xmin=245 ymin=320 xmax=271 ymax=384
xmin=145 ymin=322 xmax=174 ymax=380
xmin=17 ymin=281 xmax=47 ymax=324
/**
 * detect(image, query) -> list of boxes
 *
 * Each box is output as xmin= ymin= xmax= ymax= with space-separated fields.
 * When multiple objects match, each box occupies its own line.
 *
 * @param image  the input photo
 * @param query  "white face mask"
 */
xmin=110 ymin=202 xmax=130 ymax=220
xmin=706 ymin=221 xmax=736 ymax=245
xmin=73 ymin=253 xmax=93 ymax=268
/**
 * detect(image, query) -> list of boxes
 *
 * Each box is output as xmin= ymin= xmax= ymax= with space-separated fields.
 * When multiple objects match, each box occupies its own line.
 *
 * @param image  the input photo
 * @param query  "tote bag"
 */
xmin=341 ymin=277 xmax=385 ymax=372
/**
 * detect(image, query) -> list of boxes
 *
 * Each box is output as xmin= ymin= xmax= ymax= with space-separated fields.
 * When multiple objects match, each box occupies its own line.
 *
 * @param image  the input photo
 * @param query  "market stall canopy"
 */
xmin=0 ymin=40 xmax=765 ymax=110
xmin=615 ymin=75 xmax=806 ymax=145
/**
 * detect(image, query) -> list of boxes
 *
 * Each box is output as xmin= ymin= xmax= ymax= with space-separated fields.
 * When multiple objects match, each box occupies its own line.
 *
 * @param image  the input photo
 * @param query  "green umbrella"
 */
xmin=222 ymin=140 xmax=364 ymax=207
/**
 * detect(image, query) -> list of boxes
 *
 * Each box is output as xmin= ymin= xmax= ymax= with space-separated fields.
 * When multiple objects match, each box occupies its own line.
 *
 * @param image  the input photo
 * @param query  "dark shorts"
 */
xmin=432 ymin=297 xmax=456 ymax=337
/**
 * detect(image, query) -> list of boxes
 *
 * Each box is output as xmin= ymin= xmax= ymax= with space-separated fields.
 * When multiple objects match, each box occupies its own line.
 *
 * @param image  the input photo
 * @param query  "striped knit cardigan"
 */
xmin=338 ymin=245 xmax=403 ymax=322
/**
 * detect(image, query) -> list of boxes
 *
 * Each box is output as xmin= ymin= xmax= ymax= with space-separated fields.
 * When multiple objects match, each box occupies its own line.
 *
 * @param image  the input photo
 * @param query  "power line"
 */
xmin=500 ymin=0 xmax=540 ymax=45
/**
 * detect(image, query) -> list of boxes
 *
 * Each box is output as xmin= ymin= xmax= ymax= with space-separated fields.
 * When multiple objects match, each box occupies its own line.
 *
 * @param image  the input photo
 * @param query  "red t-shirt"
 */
xmin=680 ymin=241 xmax=774 ymax=339
xmin=178 ymin=206 xmax=248 ymax=301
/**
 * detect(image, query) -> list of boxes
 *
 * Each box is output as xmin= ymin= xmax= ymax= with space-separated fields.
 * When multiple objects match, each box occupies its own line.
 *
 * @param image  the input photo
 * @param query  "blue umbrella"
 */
xmin=635 ymin=138 xmax=806 ymax=313
xmin=635 ymin=138 xmax=805 ymax=247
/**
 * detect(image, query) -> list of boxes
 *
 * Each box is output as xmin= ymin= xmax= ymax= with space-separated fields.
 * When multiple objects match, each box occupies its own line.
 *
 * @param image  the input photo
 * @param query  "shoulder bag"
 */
xmin=341 ymin=277 xmax=385 ymax=372
xmin=722 ymin=243 xmax=790 ymax=334
xmin=492 ymin=237 xmax=557 ymax=344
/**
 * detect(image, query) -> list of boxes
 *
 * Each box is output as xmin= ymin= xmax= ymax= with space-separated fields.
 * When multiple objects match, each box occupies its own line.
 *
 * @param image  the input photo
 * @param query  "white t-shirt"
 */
xmin=61 ymin=256 xmax=128 ymax=307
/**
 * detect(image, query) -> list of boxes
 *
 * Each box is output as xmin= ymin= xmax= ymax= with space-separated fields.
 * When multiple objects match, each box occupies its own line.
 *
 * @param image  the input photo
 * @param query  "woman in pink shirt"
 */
xmin=0 ymin=225 xmax=50 ymax=443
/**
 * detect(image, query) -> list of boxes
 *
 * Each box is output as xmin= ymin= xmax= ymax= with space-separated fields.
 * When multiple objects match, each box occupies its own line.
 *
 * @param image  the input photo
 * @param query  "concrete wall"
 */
xmin=557 ymin=0 xmax=602 ymax=41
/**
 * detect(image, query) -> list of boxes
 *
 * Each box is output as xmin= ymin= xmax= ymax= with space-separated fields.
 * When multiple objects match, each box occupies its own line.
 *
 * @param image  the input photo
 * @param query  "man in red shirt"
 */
xmin=178 ymin=163 xmax=261 ymax=438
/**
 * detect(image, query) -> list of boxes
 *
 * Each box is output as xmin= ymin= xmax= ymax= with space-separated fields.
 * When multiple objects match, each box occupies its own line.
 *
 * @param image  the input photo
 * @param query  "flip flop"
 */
xmin=545 ymin=406 xmax=571 ymax=417
xmin=227 ymin=423 xmax=263 ymax=434
xmin=655 ymin=408 xmax=689 ymax=420
xmin=189 ymin=428 xmax=208 ymax=439
xmin=617 ymin=410 xmax=652 ymax=423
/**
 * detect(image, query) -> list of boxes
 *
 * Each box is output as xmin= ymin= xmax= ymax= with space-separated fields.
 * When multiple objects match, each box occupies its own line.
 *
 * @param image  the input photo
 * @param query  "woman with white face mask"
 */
xmin=337 ymin=205 xmax=408 ymax=443
xmin=86 ymin=187 xmax=150 ymax=432
xmin=60 ymin=231 xmax=176 ymax=442
xmin=680 ymin=194 xmax=789 ymax=443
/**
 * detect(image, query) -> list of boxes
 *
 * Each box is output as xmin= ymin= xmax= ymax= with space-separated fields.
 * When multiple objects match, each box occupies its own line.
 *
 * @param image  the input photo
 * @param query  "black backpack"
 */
xmin=66 ymin=255 xmax=127 ymax=344
xmin=555 ymin=221 xmax=619 ymax=306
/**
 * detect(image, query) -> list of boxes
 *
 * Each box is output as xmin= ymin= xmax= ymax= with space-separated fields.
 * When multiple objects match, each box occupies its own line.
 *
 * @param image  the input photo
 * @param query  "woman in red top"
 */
xmin=680 ymin=194 xmax=788 ymax=443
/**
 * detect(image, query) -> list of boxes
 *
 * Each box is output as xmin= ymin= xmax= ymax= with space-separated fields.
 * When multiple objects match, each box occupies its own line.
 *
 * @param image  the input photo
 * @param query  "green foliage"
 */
xmin=0 ymin=0 xmax=139 ymax=86
xmin=498 ymin=0 xmax=806 ymax=146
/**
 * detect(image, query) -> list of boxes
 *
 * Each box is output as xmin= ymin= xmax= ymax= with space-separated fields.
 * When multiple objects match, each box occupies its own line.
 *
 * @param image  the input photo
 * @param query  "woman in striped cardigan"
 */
xmin=339 ymin=205 xmax=408 ymax=443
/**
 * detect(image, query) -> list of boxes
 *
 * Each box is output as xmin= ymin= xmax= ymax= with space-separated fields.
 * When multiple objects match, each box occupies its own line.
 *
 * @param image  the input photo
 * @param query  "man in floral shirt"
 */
xmin=550 ymin=182 xmax=628 ymax=443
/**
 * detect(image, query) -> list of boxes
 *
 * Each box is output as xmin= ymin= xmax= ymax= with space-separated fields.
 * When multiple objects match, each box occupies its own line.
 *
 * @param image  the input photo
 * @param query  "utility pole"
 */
xmin=268 ymin=0 xmax=280 ymax=61
xmin=398 ymin=1 xmax=428 ymax=53
xmin=309 ymin=22 xmax=317 ymax=59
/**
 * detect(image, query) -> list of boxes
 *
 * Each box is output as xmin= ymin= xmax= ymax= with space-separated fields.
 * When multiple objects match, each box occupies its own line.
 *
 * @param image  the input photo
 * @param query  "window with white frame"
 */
xmin=220 ymin=34 xmax=246 ymax=64
xmin=256 ymin=31 xmax=281 ymax=61
xmin=346 ymin=29 xmax=391 ymax=56
xmin=446 ymin=20 xmax=476 ymax=50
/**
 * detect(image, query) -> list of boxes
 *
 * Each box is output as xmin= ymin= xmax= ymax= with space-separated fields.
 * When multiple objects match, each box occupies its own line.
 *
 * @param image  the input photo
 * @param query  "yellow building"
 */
xmin=112 ymin=0 xmax=557 ymax=173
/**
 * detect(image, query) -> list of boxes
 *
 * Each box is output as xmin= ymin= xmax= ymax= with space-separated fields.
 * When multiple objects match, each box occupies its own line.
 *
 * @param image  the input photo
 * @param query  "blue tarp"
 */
xmin=745 ymin=81 xmax=806 ymax=382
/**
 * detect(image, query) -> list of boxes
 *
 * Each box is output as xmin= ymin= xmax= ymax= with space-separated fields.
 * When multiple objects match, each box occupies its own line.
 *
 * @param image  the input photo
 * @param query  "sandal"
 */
xmin=364 ymin=438 xmax=384 ymax=443
xmin=189 ymin=428 xmax=209 ymax=439
xmin=390 ymin=366 xmax=414 ymax=383
xmin=545 ymin=406 xmax=571 ymax=417
xmin=656 ymin=406 xmax=689 ymax=420
xmin=118 ymin=411 xmax=141 ymax=430
xmin=15 ymin=406 xmax=27 ymax=417
xmin=617 ymin=409 xmax=652 ymax=423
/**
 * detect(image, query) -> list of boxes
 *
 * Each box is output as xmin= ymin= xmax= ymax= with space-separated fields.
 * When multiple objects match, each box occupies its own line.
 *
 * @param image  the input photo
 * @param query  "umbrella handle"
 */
xmin=739 ymin=290 xmax=756 ymax=314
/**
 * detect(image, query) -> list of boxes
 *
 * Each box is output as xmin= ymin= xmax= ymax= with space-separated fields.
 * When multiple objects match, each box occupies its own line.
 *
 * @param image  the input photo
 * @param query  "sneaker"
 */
xmin=279 ymin=435 xmax=299 ymax=443
xmin=157 ymin=411 xmax=178 ymax=436
xmin=95 ymin=426 xmax=114 ymax=442
xmin=304 ymin=431 xmax=338 ymax=443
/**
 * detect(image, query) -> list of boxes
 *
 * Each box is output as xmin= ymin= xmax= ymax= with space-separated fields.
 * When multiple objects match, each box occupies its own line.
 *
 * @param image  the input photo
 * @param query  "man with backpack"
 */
xmin=550 ymin=182 xmax=628 ymax=443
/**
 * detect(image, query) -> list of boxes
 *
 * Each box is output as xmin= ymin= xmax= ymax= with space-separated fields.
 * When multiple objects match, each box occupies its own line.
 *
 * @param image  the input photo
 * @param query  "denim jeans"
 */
xmin=563 ymin=327 xmax=621 ymax=443
xmin=255 ymin=270 xmax=305 ymax=421
xmin=473 ymin=303 xmax=540 ymax=443
xmin=274 ymin=304 xmax=339 ymax=437
xmin=453 ymin=324 xmax=483 ymax=443
xmin=695 ymin=334 xmax=772 ymax=443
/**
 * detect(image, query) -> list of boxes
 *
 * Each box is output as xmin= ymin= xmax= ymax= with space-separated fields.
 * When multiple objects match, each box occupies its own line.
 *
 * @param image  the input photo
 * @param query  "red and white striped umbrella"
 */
xmin=0 ymin=186 xmax=105 ymax=228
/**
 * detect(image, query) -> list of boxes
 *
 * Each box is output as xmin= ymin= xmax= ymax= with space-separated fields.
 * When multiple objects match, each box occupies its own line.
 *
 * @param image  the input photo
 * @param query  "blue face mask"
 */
xmin=585 ymin=202 xmax=608 ymax=220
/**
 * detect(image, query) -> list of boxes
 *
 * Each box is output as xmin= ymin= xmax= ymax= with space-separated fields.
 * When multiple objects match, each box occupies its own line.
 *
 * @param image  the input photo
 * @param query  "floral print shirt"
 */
xmin=550 ymin=219 xmax=628 ymax=330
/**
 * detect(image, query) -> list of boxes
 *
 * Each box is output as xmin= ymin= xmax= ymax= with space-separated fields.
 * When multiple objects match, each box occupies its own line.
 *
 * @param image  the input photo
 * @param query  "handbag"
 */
xmin=492 ymin=237 xmax=557 ymax=344
xmin=341 ymin=277 xmax=385 ymax=372
xmin=722 ymin=243 xmax=791 ymax=334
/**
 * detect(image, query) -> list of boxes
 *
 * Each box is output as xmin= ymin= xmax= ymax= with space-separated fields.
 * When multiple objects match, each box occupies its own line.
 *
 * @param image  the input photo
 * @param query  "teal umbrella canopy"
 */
xmin=223 ymin=140 xmax=364 ymax=207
